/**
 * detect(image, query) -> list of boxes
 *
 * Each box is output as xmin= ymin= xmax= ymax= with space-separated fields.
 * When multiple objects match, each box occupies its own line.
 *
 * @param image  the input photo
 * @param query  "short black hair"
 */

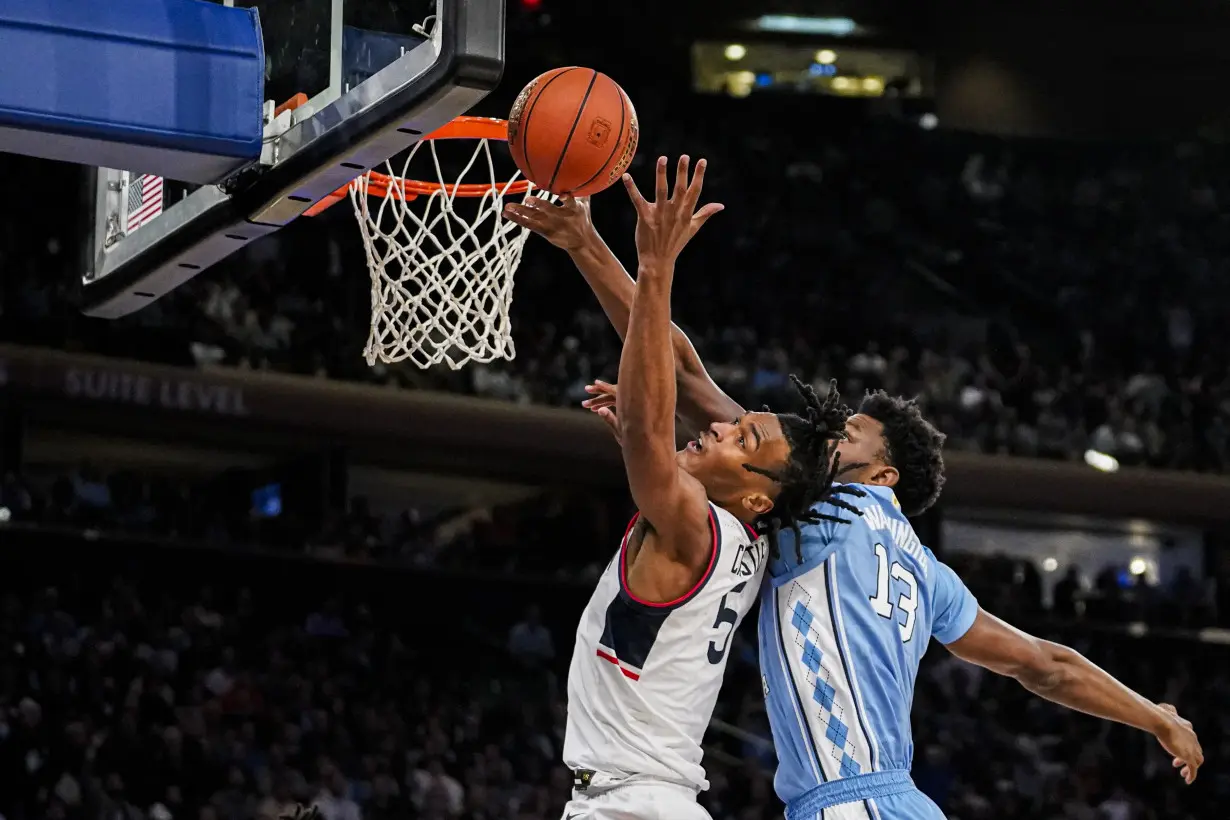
xmin=857 ymin=390 xmax=946 ymax=516
xmin=743 ymin=377 xmax=864 ymax=562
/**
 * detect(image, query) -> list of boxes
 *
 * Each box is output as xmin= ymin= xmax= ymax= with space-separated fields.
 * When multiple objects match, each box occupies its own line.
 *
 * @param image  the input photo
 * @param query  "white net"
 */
xmin=348 ymin=134 xmax=553 ymax=369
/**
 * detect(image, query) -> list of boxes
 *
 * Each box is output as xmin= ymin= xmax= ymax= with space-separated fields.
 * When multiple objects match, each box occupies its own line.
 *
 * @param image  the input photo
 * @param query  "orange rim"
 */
xmin=274 ymin=93 xmax=308 ymax=118
xmin=426 ymin=116 xmax=512 ymax=141
xmin=303 ymin=117 xmax=528 ymax=216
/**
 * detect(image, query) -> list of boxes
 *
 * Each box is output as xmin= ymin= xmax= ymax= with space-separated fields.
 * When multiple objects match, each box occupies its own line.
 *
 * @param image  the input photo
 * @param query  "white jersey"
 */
xmin=563 ymin=503 xmax=768 ymax=791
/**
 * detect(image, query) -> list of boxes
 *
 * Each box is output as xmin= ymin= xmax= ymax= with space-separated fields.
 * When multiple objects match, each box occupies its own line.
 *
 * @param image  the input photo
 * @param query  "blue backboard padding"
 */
xmin=0 ymin=0 xmax=264 ymax=184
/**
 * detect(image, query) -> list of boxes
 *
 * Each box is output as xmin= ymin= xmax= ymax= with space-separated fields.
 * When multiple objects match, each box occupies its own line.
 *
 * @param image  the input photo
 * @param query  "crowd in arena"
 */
xmin=4 ymin=92 xmax=1230 ymax=473
xmin=2 ymin=16 xmax=1229 ymax=820
xmin=1 ymin=460 xmax=1220 ymax=634
xmin=0 ymin=535 xmax=1223 ymax=820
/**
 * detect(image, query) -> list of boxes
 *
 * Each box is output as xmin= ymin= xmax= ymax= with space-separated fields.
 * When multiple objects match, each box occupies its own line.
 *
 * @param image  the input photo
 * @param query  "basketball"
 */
xmin=507 ymin=67 xmax=639 ymax=198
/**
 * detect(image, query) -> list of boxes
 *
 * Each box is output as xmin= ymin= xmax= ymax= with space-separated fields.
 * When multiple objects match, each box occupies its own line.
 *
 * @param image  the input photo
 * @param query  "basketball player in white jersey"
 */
xmin=554 ymin=156 xmax=856 ymax=820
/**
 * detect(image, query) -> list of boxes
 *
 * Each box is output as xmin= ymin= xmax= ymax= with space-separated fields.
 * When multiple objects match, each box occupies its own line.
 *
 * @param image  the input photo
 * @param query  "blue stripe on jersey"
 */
xmin=762 ymin=567 xmax=876 ymax=791
xmin=825 ymin=556 xmax=881 ymax=820
xmin=825 ymin=555 xmax=880 ymax=772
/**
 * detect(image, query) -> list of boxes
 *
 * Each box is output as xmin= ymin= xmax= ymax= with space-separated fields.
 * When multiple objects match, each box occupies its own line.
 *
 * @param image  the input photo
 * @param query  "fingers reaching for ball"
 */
xmin=622 ymin=155 xmax=724 ymax=268
xmin=503 ymin=196 xmax=596 ymax=252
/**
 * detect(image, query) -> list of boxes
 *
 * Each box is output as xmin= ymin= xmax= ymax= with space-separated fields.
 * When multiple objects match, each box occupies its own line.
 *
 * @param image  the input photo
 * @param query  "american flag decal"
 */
xmin=125 ymin=173 xmax=164 ymax=233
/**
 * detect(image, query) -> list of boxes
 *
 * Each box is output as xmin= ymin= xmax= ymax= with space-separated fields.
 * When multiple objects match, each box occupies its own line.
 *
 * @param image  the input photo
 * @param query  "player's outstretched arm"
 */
xmin=947 ymin=609 xmax=1204 ymax=784
xmin=503 ymin=193 xmax=743 ymax=432
xmin=616 ymin=156 xmax=723 ymax=553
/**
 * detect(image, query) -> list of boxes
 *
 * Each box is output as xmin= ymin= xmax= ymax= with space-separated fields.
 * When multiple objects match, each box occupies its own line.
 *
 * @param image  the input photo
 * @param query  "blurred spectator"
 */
xmin=508 ymin=606 xmax=554 ymax=666
xmin=0 ymin=529 xmax=1222 ymax=820
xmin=313 ymin=765 xmax=361 ymax=820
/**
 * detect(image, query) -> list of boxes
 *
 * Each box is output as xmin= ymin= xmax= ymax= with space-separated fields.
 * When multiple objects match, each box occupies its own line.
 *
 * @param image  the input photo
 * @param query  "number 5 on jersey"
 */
xmin=869 ymin=543 xmax=918 ymax=642
xmin=707 ymin=581 xmax=748 ymax=664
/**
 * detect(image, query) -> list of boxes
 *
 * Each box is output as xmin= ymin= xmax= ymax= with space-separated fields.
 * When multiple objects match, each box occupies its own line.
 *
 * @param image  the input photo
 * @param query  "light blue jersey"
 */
xmin=758 ymin=484 xmax=978 ymax=819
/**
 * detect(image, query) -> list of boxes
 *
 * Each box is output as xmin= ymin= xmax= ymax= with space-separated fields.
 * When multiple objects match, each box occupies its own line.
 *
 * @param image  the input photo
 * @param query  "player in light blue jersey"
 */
xmin=506 ymin=188 xmax=1204 ymax=820
xmin=751 ymin=393 xmax=1203 ymax=818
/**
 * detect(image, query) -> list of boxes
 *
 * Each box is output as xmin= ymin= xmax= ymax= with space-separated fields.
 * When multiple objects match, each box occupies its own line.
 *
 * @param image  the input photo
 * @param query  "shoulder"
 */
xmin=802 ymin=483 xmax=878 ymax=540
xmin=767 ymin=487 xmax=905 ymax=579
xmin=638 ymin=475 xmax=718 ymax=567
xmin=810 ymin=482 xmax=881 ymax=517
xmin=710 ymin=505 xmax=767 ymax=579
xmin=710 ymin=504 xmax=759 ymax=545
xmin=840 ymin=484 xmax=901 ymax=515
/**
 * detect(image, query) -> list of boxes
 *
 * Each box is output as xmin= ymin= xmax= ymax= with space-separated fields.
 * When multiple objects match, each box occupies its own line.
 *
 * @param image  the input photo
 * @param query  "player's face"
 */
xmin=833 ymin=413 xmax=898 ymax=488
xmin=677 ymin=411 xmax=790 ymax=516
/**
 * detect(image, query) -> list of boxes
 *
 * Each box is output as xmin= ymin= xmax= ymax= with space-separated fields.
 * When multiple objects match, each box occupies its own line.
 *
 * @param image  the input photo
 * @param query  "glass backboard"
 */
xmin=83 ymin=0 xmax=506 ymax=319
xmin=213 ymin=0 xmax=439 ymax=114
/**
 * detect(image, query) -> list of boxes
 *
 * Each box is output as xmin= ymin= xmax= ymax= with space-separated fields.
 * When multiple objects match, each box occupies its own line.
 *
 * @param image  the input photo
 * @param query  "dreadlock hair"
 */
xmin=742 ymin=377 xmax=865 ymax=563
xmin=857 ymin=389 xmax=946 ymax=517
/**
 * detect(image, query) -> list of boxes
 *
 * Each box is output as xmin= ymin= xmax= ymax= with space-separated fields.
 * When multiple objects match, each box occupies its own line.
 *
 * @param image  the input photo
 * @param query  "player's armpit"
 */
xmin=625 ymin=454 xmax=715 ymax=564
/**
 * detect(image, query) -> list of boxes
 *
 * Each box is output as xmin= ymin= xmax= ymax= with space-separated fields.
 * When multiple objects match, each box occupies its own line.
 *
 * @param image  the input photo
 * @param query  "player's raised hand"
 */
xmin=503 ymin=195 xmax=597 ymax=252
xmin=1153 ymin=703 xmax=1203 ymax=784
xmin=622 ymin=156 xmax=723 ymax=270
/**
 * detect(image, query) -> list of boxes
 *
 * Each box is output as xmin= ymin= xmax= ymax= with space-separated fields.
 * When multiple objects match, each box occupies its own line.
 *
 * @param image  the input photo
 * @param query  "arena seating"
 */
xmin=3 ymin=94 xmax=1228 ymax=473
xmin=1 ymin=45 xmax=1227 ymax=820
xmin=0 ymin=522 xmax=1222 ymax=820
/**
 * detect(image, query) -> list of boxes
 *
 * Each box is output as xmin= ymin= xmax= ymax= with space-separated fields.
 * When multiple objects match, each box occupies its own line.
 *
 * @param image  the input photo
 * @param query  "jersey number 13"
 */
xmin=869 ymin=543 xmax=918 ymax=642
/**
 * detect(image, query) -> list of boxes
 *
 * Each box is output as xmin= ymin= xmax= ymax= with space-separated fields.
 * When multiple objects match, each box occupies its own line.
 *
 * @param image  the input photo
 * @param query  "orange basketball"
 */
xmin=507 ymin=67 xmax=639 ymax=198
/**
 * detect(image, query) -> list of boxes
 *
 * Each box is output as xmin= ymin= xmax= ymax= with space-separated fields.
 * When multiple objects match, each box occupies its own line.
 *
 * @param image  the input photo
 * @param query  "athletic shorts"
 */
xmin=561 ymin=779 xmax=710 ymax=820
xmin=785 ymin=771 xmax=945 ymax=820
xmin=812 ymin=789 xmax=946 ymax=820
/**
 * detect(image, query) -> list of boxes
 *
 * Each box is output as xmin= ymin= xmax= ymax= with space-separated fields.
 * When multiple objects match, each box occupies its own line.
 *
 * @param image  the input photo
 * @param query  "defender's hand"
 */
xmin=1154 ymin=703 xmax=1203 ymax=784
xmin=623 ymin=156 xmax=723 ymax=270
xmin=581 ymin=380 xmax=617 ymax=412
xmin=582 ymin=381 xmax=620 ymax=444
xmin=503 ymin=196 xmax=597 ymax=253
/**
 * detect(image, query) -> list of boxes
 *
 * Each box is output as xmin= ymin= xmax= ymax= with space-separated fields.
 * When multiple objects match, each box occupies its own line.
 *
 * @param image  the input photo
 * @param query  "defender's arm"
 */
xmin=570 ymin=235 xmax=744 ymax=431
xmin=503 ymin=196 xmax=744 ymax=432
xmin=947 ymin=609 xmax=1203 ymax=783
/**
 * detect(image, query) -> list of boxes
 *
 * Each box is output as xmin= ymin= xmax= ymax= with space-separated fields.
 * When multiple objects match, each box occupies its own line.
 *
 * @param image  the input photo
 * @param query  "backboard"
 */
xmin=82 ymin=0 xmax=505 ymax=319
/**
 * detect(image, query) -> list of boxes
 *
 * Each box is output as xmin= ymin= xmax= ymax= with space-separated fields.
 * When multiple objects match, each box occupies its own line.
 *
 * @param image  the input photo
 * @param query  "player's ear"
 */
xmin=868 ymin=464 xmax=899 ymax=488
xmin=743 ymin=492 xmax=774 ymax=516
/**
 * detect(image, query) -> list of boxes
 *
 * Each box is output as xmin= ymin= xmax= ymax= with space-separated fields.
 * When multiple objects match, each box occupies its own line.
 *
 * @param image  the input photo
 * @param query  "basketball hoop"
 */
xmin=306 ymin=116 xmax=553 ymax=370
